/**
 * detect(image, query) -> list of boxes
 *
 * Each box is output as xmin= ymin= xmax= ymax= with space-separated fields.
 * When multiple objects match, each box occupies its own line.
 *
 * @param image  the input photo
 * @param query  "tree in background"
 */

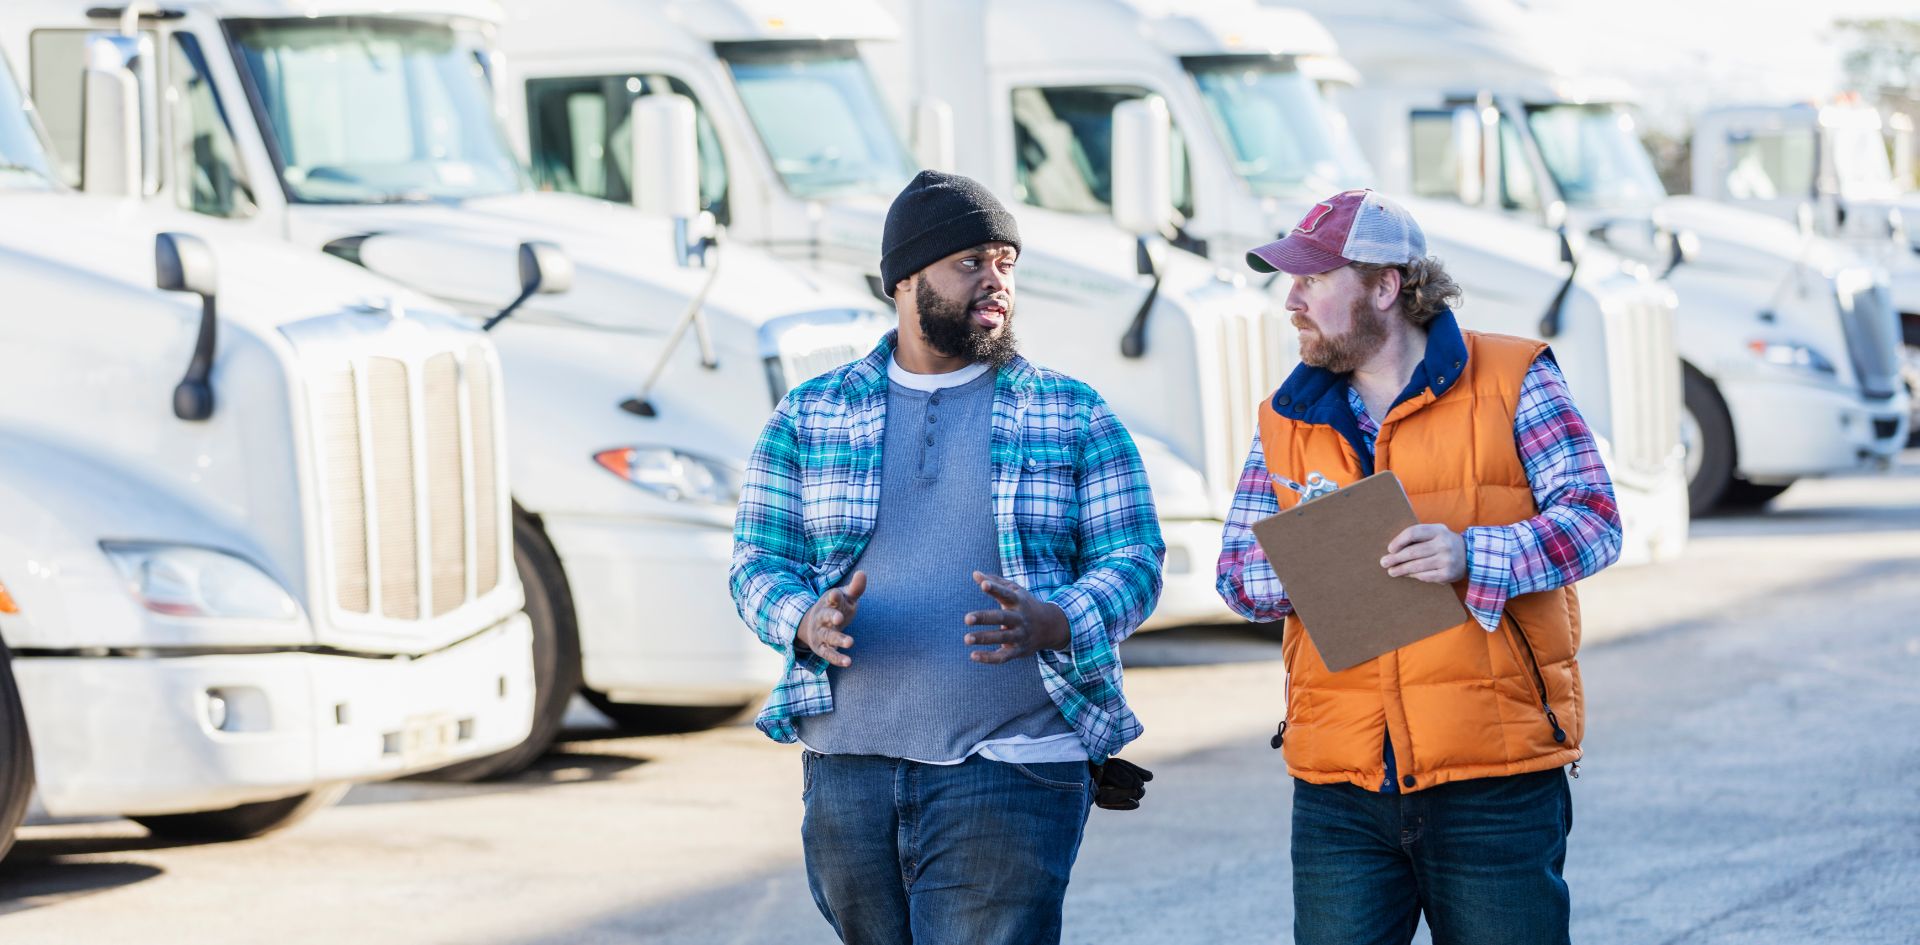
xmin=1838 ymin=17 xmax=1920 ymax=187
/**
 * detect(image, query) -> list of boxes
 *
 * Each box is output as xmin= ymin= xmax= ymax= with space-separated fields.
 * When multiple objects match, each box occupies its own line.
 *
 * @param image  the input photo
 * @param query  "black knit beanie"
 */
xmin=879 ymin=170 xmax=1022 ymax=298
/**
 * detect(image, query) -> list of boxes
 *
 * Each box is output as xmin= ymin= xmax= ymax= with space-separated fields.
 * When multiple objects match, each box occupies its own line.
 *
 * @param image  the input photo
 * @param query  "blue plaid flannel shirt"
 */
xmin=729 ymin=331 xmax=1164 ymax=762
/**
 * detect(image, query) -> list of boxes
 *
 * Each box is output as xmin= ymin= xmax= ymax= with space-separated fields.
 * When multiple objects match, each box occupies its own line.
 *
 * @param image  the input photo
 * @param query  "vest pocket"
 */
xmin=1271 ymin=671 xmax=1291 ymax=750
xmin=1504 ymin=615 xmax=1567 ymax=745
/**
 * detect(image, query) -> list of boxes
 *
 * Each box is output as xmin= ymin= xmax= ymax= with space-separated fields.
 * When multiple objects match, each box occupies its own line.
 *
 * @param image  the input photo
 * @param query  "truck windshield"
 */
xmin=0 ymin=53 xmax=58 ymax=191
xmin=718 ymin=41 xmax=913 ymax=199
xmin=1183 ymin=56 xmax=1371 ymax=198
xmin=1524 ymin=103 xmax=1666 ymax=209
xmin=227 ymin=17 xmax=524 ymax=204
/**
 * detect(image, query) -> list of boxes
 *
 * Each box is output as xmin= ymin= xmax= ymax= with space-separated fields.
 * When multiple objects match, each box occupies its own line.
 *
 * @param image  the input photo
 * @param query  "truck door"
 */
xmin=523 ymin=73 xmax=730 ymax=224
xmin=1008 ymin=84 xmax=1194 ymax=240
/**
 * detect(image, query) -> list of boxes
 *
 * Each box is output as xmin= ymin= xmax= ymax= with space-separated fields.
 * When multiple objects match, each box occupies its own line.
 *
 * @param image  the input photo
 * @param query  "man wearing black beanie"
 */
xmin=731 ymin=169 xmax=1165 ymax=944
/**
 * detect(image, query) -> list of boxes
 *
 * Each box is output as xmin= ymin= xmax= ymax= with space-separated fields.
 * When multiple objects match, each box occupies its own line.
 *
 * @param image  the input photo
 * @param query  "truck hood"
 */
xmin=1652 ymin=196 xmax=1858 ymax=277
xmin=295 ymin=192 xmax=881 ymax=338
xmin=1 ymin=193 xmax=440 ymax=332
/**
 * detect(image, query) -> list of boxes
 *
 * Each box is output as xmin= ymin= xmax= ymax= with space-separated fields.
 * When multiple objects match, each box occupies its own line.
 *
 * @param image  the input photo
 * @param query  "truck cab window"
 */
xmin=1722 ymin=130 xmax=1815 ymax=201
xmin=1498 ymin=117 xmax=1541 ymax=213
xmin=168 ymin=34 xmax=256 ymax=218
xmin=1408 ymin=110 xmax=1462 ymax=201
xmin=1010 ymin=85 xmax=1192 ymax=219
xmin=524 ymin=74 xmax=729 ymax=224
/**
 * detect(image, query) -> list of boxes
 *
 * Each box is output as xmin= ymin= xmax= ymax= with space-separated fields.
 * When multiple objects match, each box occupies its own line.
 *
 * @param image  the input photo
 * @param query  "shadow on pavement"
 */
xmin=341 ymin=748 xmax=654 ymax=808
xmin=0 ymin=857 xmax=165 ymax=914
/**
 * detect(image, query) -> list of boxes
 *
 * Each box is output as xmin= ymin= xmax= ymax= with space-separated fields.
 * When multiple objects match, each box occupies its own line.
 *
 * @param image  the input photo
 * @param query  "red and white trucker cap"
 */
xmin=1246 ymin=189 xmax=1427 ymax=275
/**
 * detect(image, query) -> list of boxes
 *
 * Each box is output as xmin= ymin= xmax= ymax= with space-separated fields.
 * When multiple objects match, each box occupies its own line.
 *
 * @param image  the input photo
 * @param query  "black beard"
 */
xmin=914 ymin=273 xmax=1018 ymax=367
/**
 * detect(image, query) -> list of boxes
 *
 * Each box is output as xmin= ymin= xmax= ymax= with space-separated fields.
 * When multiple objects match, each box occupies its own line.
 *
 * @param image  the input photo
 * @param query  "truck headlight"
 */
xmin=593 ymin=447 xmax=742 ymax=506
xmin=1747 ymin=339 xmax=1838 ymax=376
xmin=101 ymin=543 xmax=300 ymax=621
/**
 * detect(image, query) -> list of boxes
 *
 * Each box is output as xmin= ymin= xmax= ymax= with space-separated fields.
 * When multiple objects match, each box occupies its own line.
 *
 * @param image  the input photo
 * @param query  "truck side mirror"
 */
xmin=81 ymin=34 xmax=144 ymax=196
xmin=483 ymin=240 xmax=572 ymax=331
xmin=519 ymin=240 xmax=573 ymax=296
xmin=1450 ymin=106 xmax=1484 ymax=206
xmin=1111 ymin=96 xmax=1175 ymax=238
xmin=630 ymin=93 xmax=700 ymax=220
xmin=913 ymin=98 xmax=955 ymax=172
xmin=155 ymin=232 xmax=219 ymax=421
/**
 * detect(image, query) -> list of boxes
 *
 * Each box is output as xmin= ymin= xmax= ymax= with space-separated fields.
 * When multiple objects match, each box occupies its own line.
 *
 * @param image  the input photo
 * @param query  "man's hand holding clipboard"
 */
xmin=1250 ymin=471 xmax=1470 ymax=673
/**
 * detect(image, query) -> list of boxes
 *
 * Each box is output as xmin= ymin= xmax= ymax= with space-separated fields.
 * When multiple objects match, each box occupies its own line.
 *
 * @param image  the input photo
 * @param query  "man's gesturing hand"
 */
xmin=963 ymin=571 xmax=1071 ymax=664
xmin=1382 ymin=524 xmax=1468 ymax=584
xmin=797 ymin=571 xmax=866 ymax=668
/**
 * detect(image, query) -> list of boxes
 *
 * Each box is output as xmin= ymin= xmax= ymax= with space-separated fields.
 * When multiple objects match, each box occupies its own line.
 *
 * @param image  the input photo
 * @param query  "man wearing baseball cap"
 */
xmin=731 ymin=170 xmax=1164 ymax=944
xmin=1216 ymin=189 xmax=1624 ymax=945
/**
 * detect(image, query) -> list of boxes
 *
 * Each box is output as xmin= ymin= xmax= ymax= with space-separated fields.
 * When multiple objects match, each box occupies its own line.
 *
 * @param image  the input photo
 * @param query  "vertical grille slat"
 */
xmin=1214 ymin=306 xmax=1275 ymax=504
xmin=468 ymin=346 xmax=501 ymax=596
xmin=424 ymin=353 xmax=467 ymax=616
xmin=369 ymin=358 xmax=420 ymax=620
xmin=320 ymin=366 xmax=371 ymax=613
xmin=1609 ymin=295 xmax=1682 ymax=478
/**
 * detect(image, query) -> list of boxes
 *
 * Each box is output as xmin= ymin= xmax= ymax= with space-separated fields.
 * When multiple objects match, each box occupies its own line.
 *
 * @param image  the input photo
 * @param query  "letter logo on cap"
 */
xmin=1295 ymin=202 xmax=1335 ymax=235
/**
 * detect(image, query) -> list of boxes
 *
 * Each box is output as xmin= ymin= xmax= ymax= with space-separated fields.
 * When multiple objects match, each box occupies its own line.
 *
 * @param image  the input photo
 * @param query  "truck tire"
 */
xmin=0 ymin=642 xmax=35 ymax=864
xmin=1681 ymin=366 xmax=1737 ymax=515
xmin=132 ymin=783 xmax=347 ymax=842
xmin=416 ymin=512 xmax=581 ymax=782
xmin=582 ymin=690 xmax=748 ymax=735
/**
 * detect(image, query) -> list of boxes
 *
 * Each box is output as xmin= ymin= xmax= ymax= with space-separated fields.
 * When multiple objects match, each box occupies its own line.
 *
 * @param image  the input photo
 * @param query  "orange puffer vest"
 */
xmin=1261 ymin=322 xmax=1582 ymax=792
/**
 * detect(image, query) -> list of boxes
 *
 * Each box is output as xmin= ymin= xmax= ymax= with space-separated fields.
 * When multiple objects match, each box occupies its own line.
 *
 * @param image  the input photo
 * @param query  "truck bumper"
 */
xmin=543 ymin=514 xmax=782 ymax=706
xmin=15 ymin=613 xmax=534 ymax=818
xmin=1140 ymin=518 xmax=1239 ymax=631
xmin=1722 ymin=377 xmax=1908 ymax=481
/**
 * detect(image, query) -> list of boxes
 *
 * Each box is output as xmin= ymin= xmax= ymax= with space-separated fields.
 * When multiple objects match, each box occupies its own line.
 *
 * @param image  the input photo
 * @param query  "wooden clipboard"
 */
xmin=1252 ymin=470 xmax=1469 ymax=673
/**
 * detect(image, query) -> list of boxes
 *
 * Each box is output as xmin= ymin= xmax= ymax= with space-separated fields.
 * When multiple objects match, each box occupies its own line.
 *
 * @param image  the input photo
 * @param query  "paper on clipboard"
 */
xmin=1251 ymin=470 xmax=1469 ymax=673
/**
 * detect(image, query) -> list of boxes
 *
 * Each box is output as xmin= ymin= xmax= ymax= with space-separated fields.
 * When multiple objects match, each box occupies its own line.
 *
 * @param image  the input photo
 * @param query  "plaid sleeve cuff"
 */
xmin=1041 ymin=582 xmax=1104 ymax=677
xmin=1462 ymin=525 xmax=1517 ymax=631
xmin=768 ymin=586 xmax=831 ymax=675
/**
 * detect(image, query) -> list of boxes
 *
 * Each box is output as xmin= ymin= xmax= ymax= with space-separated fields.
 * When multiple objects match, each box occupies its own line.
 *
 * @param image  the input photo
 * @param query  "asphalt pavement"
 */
xmin=3 ymin=457 xmax=1917 ymax=945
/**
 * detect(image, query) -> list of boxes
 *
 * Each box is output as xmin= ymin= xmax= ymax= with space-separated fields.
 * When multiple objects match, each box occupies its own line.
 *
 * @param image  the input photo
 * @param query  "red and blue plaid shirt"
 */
xmin=1216 ymin=349 xmax=1622 ymax=631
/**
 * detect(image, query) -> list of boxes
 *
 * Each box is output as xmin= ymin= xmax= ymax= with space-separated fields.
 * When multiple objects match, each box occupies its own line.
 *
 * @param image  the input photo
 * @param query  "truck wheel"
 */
xmin=0 ymin=642 xmax=35 ymax=864
xmin=132 ymin=783 xmax=347 ymax=842
xmin=1681 ymin=367 xmax=1737 ymax=515
xmin=416 ymin=513 xmax=582 ymax=782
xmin=583 ymin=690 xmax=748 ymax=735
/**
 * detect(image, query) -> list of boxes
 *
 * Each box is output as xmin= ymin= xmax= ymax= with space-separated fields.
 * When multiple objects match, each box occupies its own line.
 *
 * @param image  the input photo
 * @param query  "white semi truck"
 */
xmin=875 ymin=0 xmax=1688 ymax=563
xmin=1286 ymin=0 xmax=1911 ymax=512
xmin=495 ymin=0 xmax=1283 ymax=628
xmin=0 ymin=0 xmax=893 ymax=776
xmin=1690 ymin=99 xmax=1920 ymax=436
xmin=0 ymin=48 xmax=533 ymax=858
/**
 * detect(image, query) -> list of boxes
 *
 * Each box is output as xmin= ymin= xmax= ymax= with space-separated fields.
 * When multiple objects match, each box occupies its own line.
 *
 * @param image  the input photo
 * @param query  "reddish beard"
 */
xmin=1297 ymin=294 xmax=1390 ymax=374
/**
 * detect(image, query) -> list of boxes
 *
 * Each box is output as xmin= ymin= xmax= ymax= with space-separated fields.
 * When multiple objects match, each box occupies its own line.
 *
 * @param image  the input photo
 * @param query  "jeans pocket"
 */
xmin=801 ymin=750 xmax=816 ymax=800
xmin=1005 ymin=760 xmax=1090 ymax=792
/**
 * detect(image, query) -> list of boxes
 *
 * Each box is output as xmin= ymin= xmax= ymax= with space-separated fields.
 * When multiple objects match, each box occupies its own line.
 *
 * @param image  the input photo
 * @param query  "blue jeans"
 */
xmin=800 ymin=751 xmax=1093 ymax=945
xmin=1292 ymin=768 xmax=1573 ymax=945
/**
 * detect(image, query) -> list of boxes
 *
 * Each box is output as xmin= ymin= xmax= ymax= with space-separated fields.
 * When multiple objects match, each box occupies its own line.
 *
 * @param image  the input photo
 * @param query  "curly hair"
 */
xmin=1349 ymin=258 xmax=1463 ymax=328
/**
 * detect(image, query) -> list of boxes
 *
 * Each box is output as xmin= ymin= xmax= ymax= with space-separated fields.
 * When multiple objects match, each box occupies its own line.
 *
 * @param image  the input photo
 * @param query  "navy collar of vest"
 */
xmin=1267 ymin=309 xmax=1468 ymax=476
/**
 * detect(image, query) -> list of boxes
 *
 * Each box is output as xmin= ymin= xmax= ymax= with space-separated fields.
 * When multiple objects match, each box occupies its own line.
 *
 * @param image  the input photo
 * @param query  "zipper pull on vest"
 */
xmin=1270 ymin=721 xmax=1287 ymax=750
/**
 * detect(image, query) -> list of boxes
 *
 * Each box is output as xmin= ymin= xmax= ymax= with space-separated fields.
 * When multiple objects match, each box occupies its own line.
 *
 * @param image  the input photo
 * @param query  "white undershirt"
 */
xmin=800 ymin=356 xmax=1086 ymax=766
xmin=886 ymin=355 xmax=992 ymax=392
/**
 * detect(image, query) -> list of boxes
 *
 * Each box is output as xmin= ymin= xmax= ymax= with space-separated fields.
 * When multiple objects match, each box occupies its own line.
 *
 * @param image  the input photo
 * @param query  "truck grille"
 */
xmin=1836 ymin=280 xmax=1901 ymax=400
xmin=314 ymin=344 xmax=507 ymax=624
xmin=768 ymin=343 xmax=865 ymax=402
xmin=1605 ymin=293 xmax=1682 ymax=478
xmin=1214 ymin=304 xmax=1293 ymax=501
